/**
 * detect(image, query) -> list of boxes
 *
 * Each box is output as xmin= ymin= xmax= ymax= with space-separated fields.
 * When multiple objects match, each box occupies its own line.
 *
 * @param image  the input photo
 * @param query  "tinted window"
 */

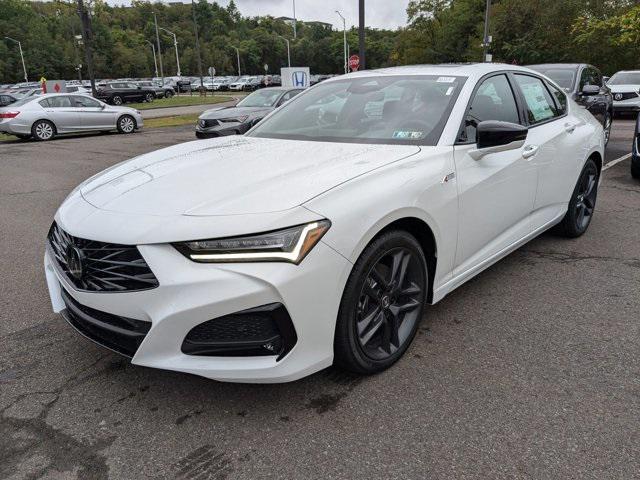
xmin=579 ymin=68 xmax=600 ymax=90
xmin=546 ymin=82 xmax=567 ymax=115
xmin=462 ymin=74 xmax=520 ymax=143
xmin=514 ymin=74 xmax=558 ymax=124
xmin=249 ymin=75 xmax=466 ymax=146
xmin=537 ymin=69 xmax=576 ymax=90
xmin=238 ymin=89 xmax=285 ymax=107
xmin=73 ymin=96 xmax=101 ymax=108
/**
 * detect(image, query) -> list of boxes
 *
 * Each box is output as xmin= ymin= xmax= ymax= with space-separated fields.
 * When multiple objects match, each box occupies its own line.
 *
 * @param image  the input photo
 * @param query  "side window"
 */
xmin=39 ymin=98 xmax=51 ymax=108
xmin=579 ymin=68 xmax=598 ymax=90
xmin=0 ymin=96 xmax=8 ymax=106
xmin=73 ymin=96 xmax=101 ymax=108
xmin=47 ymin=96 xmax=73 ymax=108
xmin=546 ymin=82 xmax=567 ymax=115
xmin=591 ymin=68 xmax=603 ymax=87
xmin=514 ymin=74 xmax=559 ymax=124
xmin=462 ymin=74 xmax=520 ymax=143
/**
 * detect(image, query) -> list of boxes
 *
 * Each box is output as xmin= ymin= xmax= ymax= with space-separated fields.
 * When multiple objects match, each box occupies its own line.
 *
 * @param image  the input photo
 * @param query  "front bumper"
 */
xmin=612 ymin=98 xmax=640 ymax=113
xmin=44 ymin=237 xmax=351 ymax=383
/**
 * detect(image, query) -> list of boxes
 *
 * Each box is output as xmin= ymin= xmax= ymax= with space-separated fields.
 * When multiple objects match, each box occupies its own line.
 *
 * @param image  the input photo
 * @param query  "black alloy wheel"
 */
xmin=112 ymin=95 xmax=123 ymax=105
xmin=334 ymin=230 xmax=427 ymax=374
xmin=145 ymin=92 xmax=154 ymax=102
xmin=555 ymin=158 xmax=599 ymax=237
xmin=604 ymin=112 xmax=612 ymax=146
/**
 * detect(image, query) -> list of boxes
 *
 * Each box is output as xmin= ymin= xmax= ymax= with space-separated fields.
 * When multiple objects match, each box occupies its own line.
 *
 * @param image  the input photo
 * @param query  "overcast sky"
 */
xmin=108 ymin=1 xmax=411 ymax=30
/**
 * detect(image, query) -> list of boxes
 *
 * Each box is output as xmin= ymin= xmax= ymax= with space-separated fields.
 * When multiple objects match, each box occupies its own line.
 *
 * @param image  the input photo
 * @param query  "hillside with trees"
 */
xmin=1 ymin=0 xmax=639 ymax=83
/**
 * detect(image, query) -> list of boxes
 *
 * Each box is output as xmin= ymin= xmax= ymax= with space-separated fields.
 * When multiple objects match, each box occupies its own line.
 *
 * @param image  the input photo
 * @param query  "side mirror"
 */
xmin=581 ymin=84 xmax=600 ymax=95
xmin=603 ymin=76 xmax=610 ymax=84
xmin=100 ymin=103 xmax=106 ymax=110
xmin=470 ymin=121 xmax=528 ymax=160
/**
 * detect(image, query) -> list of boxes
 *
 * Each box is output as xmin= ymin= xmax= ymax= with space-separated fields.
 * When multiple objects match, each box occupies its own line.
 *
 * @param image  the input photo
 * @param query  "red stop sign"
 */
xmin=349 ymin=55 xmax=360 ymax=72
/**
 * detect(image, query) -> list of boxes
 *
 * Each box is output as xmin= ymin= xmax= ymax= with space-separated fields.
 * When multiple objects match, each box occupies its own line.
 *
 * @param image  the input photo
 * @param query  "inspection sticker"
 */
xmin=393 ymin=131 xmax=425 ymax=139
xmin=437 ymin=76 xmax=456 ymax=83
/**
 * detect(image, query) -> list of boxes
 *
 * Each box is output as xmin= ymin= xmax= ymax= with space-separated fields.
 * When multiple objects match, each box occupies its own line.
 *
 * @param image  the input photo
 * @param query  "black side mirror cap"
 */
xmin=477 ymin=120 xmax=528 ymax=150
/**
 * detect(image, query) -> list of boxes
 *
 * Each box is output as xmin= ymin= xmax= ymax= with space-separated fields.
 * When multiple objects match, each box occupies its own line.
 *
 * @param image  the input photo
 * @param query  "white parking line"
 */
xmin=603 ymin=153 xmax=632 ymax=171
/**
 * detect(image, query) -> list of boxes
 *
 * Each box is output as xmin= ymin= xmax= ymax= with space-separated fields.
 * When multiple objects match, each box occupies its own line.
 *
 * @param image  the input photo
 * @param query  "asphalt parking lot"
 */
xmin=1 ymin=120 xmax=639 ymax=479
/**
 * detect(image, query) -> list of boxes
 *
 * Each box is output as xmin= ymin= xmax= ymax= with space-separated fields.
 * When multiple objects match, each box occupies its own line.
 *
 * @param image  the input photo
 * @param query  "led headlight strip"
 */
xmin=175 ymin=220 xmax=331 ymax=264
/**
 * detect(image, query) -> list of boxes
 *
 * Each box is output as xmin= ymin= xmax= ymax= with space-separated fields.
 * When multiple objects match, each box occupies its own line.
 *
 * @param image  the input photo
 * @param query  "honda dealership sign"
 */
xmin=281 ymin=67 xmax=310 ymax=88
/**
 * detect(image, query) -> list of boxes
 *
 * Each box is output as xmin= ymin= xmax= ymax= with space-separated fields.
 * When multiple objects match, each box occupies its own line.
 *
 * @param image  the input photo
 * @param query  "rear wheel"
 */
xmin=31 ymin=120 xmax=56 ymax=141
xmin=165 ymin=90 xmax=174 ymax=98
xmin=334 ymin=230 xmax=427 ymax=374
xmin=117 ymin=115 xmax=136 ymax=134
xmin=111 ymin=95 xmax=123 ymax=106
xmin=145 ymin=92 xmax=154 ymax=103
xmin=603 ymin=112 xmax=612 ymax=146
xmin=554 ymin=158 xmax=599 ymax=237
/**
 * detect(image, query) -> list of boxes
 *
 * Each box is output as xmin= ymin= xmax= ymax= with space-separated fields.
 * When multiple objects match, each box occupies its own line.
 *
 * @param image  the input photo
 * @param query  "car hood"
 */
xmin=78 ymin=136 xmax=421 ymax=217
xmin=609 ymin=84 xmax=640 ymax=93
xmin=200 ymin=106 xmax=273 ymax=119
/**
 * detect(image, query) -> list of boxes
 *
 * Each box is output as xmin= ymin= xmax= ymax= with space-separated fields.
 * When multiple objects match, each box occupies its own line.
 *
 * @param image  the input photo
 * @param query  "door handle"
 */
xmin=564 ymin=122 xmax=576 ymax=133
xmin=522 ymin=145 xmax=539 ymax=159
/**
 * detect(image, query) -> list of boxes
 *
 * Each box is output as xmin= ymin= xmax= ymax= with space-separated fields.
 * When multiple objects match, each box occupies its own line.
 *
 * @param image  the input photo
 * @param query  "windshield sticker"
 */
xmin=393 ymin=131 xmax=425 ymax=139
xmin=437 ymin=76 xmax=456 ymax=83
xmin=445 ymin=86 xmax=455 ymax=96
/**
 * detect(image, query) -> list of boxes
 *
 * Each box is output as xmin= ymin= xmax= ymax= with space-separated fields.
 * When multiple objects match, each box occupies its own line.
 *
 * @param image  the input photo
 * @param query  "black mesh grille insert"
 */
xmin=48 ymin=222 xmax=159 ymax=292
xmin=61 ymin=288 xmax=151 ymax=358
xmin=182 ymin=303 xmax=297 ymax=360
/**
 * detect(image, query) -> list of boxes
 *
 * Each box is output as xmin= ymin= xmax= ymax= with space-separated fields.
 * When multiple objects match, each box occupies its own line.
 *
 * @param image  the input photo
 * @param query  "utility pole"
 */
xmin=277 ymin=36 xmax=291 ymax=67
xmin=292 ymin=0 xmax=297 ymax=39
xmin=231 ymin=46 xmax=241 ymax=76
xmin=76 ymin=0 xmax=96 ymax=95
xmin=160 ymin=27 xmax=181 ymax=76
xmin=4 ymin=37 xmax=28 ymax=83
xmin=358 ymin=0 xmax=365 ymax=70
xmin=482 ymin=0 xmax=492 ymax=62
xmin=153 ymin=12 xmax=164 ymax=85
xmin=192 ymin=0 xmax=203 ymax=87
xmin=146 ymin=40 xmax=159 ymax=77
xmin=335 ymin=11 xmax=347 ymax=74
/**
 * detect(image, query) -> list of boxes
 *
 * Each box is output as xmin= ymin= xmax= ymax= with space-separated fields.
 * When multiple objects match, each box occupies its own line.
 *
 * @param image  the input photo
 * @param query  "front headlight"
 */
xmin=173 ymin=220 xmax=331 ymax=264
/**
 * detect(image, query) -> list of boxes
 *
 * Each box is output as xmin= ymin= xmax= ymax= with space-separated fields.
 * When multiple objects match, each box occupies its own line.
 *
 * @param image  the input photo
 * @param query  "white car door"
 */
xmin=453 ymin=73 xmax=538 ymax=275
xmin=512 ymin=74 xmax=585 ymax=228
xmin=72 ymin=96 xmax=115 ymax=130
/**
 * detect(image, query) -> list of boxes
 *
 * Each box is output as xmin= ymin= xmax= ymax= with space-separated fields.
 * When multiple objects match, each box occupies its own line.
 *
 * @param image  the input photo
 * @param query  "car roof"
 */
xmin=328 ymin=63 xmax=544 ymax=83
xmin=528 ymin=63 xmax=587 ymax=70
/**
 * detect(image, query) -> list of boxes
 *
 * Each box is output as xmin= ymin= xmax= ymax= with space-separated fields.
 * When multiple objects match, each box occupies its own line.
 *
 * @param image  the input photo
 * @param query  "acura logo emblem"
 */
xmin=614 ymin=93 xmax=623 ymax=101
xmin=65 ymin=245 xmax=84 ymax=280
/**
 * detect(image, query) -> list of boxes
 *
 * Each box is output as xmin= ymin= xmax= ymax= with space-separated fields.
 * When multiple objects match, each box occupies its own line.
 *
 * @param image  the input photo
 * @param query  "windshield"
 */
xmin=248 ymin=75 xmax=466 ymax=146
xmin=609 ymin=72 xmax=640 ymax=85
xmin=539 ymin=69 xmax=575 ymax=90
xmin=238 ymin=89 xmax=283 ymax=107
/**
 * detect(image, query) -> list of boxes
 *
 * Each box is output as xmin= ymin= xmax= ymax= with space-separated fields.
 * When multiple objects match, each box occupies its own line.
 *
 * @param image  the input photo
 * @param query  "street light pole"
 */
xmin=482 ymin=0 xmax=492 ymax=62
xmin=4 ymin=37 xmax=28 ymax=83
xmin=191 ymin=0 xmax=204 ymax=88
xmin=277 ymin=36 xmax=291 ymax=68
xmin=76 ymin=0 xmax=96 ymax=95
xmin=159 ymin=27 xmax=181 ymax=76
xmin=153 ymin=12 xmax=164 ymax=84
xmin=145 ymin=40 xmax=159 ymax=77
xmin=358 ymin=0 xmax=365 ymax=70
xmin=292 ymin=0 xmax=297 ymax=39
xmin=335 ymin=11 xmax=347 ymax=74
xmin=231 ymin=46 xmax=241 ymax=76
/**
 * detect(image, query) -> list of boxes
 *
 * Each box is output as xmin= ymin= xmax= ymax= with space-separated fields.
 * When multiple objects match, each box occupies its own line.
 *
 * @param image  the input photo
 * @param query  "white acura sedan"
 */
xmin=44 ymin=64 xmax=604 ymax=383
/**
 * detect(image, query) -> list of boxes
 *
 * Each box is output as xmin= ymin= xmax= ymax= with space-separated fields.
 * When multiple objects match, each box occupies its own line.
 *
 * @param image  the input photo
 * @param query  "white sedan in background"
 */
xmin=0 ymin=93 xmax=143 ymax=141
xmin=44 ymin=64 xmax=603 ymax=383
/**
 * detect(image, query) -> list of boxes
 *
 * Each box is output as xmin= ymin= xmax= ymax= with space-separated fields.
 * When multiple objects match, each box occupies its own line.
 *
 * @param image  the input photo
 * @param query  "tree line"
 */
xmin=1 ymin=0 xmax=639 ymax=83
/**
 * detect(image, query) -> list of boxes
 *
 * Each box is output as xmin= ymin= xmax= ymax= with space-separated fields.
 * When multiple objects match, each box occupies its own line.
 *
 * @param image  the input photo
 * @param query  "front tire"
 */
xmin=554 ymin=158 xmax=599 ymax=237
xmin=603 ymin=112 xmax=612 ymax=146
xmin=111 ymin=95 xmax=123 ymax=106
xmin=165 ymin=90 xmax=173 ymax=98
xmin=117 ymin=115 xmax=136 ymax=134
xmin=334 ymin=230 xmax=427 ymax=375
xmin=31 ymin=120 xmax=56 ymax=141
xmin=145 ymin=93 xmax=154 ymax=103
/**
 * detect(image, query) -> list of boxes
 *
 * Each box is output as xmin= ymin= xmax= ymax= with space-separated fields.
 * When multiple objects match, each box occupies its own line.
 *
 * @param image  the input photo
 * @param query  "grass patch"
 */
xmin=0 ymin=132 xmax=16 ymax=142
xmin=131 ymin=94 xmax=233 ymax=110
xmin=144 ymin=113 xmax=200 ymax=129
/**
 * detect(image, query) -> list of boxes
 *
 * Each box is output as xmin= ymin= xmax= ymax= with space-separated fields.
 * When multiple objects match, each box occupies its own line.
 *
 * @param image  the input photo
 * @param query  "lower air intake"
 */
xmin=181 ymin=303 xmax=297 ymax=360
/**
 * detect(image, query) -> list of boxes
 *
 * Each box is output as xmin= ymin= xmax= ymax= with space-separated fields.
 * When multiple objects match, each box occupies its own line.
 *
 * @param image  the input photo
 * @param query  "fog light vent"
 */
xmin=181 ymin=303 xmax=297 ymax=360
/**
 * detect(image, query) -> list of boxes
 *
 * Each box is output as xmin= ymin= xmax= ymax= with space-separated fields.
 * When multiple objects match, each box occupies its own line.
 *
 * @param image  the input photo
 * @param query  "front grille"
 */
xmin=182 ymin=303 xmax=297 ymax=360
xmin=47 ymin=222 xmax=159 ymax=293
xmin=614 ymin=92 xmax=639 ymax=101
xmin=61 ymin=288 xmax=151 ymax=357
